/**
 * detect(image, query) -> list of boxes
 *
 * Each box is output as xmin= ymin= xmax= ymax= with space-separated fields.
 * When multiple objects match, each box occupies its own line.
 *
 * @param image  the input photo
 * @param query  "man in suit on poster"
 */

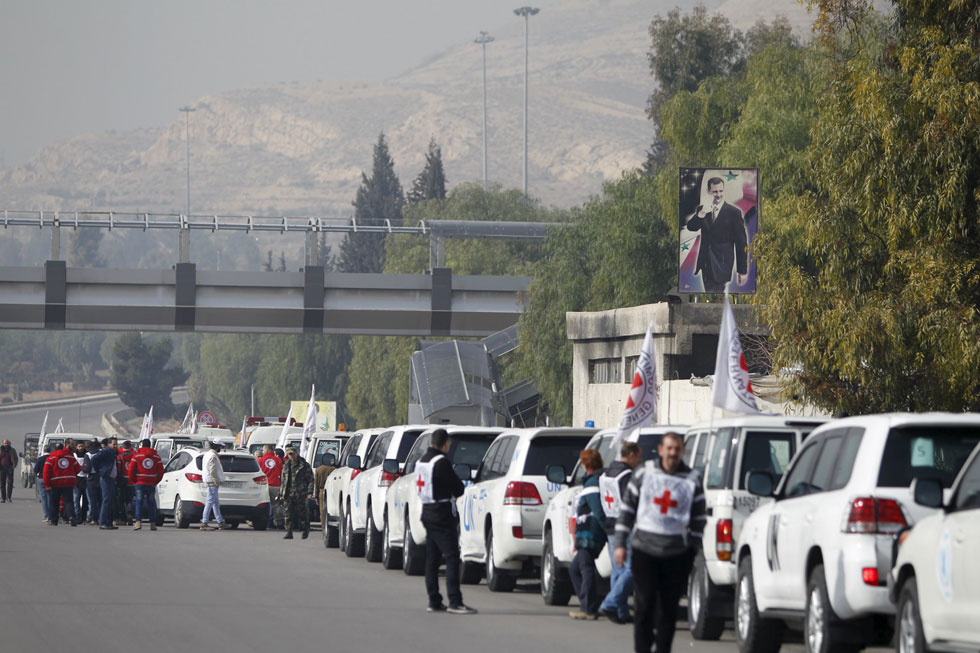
xmin=685 ymin=177 xmax=748 ymax=293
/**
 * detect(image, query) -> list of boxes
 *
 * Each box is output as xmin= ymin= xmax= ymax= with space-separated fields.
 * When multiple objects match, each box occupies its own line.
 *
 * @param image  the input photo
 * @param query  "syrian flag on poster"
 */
xmin=300 ymin=385 xmax=317 ymax=459
xmin=712 ymin=295 xmax=761 ymax=415
xmin=611 ymin=326 xmax=658 ymax=452
xmin=275 ymin=405 xmax=294 ymax=450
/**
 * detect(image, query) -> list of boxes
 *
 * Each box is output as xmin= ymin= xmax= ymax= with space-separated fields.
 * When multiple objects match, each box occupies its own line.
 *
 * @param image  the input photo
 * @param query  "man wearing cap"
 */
xmin=129 ymin=439 xmax=164 ymax=531
xmin=258 ymin=444 xmax=283 ymax=528
xmin=200 ymin=440 xmax=228 ymax=531
xmin=280 ymin=445 xmax=313 ymax=540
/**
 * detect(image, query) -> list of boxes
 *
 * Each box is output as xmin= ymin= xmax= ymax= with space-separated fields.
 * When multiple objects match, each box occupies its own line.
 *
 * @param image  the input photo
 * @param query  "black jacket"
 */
xmin=418 ymin=447 xmax=464 ymax=527
xmin=686 ymin=201 xmax=748 ymax=280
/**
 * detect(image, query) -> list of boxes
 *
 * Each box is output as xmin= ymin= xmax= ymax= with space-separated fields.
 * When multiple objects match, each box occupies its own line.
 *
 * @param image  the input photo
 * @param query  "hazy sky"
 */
xmin=1 ymin=0 xmax=561 ymax=167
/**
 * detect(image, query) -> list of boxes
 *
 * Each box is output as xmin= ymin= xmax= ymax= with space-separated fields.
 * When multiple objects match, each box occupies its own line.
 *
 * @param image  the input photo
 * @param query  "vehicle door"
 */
xmin=354 ymin=432 xmax=391 ymax=521
xmin=329 ymin=434 xmax=360 ymax=514
xmin=946 ymin=449 xmax=980 ymax=635
xmin=158 ymin=451 xmax=190 ymax=510
xmin=461 ymin=438 xmax=506 ymax=558
xmin=401 ymin=432 xmax=432 ymax=541
xmin=731 ymin=429 xmax=798 ymax=545
xmin=156 ymin=439 xmax=174 ymax=465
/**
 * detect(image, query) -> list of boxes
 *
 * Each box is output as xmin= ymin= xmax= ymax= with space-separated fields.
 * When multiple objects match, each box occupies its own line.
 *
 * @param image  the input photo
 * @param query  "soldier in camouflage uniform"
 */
xmin=280 ymin=445 xmax=314 ymax=540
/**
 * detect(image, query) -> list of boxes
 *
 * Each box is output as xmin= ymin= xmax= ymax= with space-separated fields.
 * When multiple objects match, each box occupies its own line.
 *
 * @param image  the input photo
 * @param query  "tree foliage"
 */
xmin=110 ymin=333 xmax=187 ymax=417
xmin=407 ymin=139 xmax=447 ymax=204
xmin=756 ymin=0 xmax=980 ymax=413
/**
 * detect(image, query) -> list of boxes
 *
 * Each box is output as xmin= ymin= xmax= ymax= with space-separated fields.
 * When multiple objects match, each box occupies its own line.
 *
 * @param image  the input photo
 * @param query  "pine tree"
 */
xmin=337 ymin=133 xmax=405 ymax=273
xmin=67 ymin=229 xmax=107 ymax=267
xmin=317 ymin=232 xmax=333 ymax=270
xmin=263 ymin=250 xmax=273 ymax=271
xmin=277 ymin=251 xmax=287 ymax=272
xmin=407 ymin=139 xmax=447 ymax=204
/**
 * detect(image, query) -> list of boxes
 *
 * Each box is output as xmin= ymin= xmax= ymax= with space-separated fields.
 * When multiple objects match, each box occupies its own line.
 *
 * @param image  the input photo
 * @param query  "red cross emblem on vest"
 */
xmin=653 ymin=489 xmax=678 ymax=515
xmin=416 ymin=477 xmax=425 ymax=493
xmin=604 ymin=491 xmax=615 ymax=509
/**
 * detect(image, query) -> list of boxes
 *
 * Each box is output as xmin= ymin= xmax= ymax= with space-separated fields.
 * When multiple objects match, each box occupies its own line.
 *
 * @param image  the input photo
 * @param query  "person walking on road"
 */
xmin=129 ymin=439 xmax=164 ymax=531
xmin=90 ymin=439 xmax=118 ymax=529
xmin=84 ymin=440 xmax=102 ymax=524
xmin=0 ymin=439 xmax=19 ymax=503
xmin=598 ymin=441 xmax=643 ymax=624
xmin=417 ymin=428 xmax=476 ymax=615
xmin=72 ymin=441 xmax=91 ymax=523
xmin=280 ymin=445 xmax=313 ymax=540
xmin=568 ymin=448 xmax=606 ymax=620
xmin=614 ymin=432 xmax=705 ymax=653
xmin=201 ymin=440 xmax=228 ymax=531
xmin=34 ymin=445 xmax=52 ymax=522
xmin=43 ymin=443 xmax=80 ymax=526
xmin=258 ymin=445 xmax=283 ymax=528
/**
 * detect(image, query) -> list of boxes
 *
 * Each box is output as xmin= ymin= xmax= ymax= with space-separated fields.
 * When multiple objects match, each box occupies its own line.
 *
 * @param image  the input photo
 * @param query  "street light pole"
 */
xmin=513 ymin=6 xmax=538 ymax=198
xmin=474 ymin=31 xmax=494 ymax=191
xmin=178 ymin=106 xmax=195 ymax=263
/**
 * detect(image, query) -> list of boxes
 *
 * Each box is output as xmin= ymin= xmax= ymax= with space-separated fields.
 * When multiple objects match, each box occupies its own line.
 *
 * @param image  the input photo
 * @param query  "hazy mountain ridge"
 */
xmin=0 ymin=0 xmax=813 ymax=267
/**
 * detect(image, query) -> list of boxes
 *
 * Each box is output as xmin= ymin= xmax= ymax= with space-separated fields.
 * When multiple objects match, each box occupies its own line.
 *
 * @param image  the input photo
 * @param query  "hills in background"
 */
xmin=0 ymin=0 xmax=813 ymax=269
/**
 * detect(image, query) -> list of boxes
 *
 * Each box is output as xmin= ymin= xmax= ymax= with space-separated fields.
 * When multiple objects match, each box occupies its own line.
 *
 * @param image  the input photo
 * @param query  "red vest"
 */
xmin=128 ymin=447 xmax=164 ymax=486
xmin=258 ymin=452 xmax=283 ymax=487
xmin=117 ymin=449 xmax=134 ymax=481
xmin=43 ymin=449 xmax=80 ymax=489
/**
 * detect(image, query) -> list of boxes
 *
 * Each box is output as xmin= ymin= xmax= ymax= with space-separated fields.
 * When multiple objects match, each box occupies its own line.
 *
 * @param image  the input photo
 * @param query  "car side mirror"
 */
xmin=453 ymin=463 xmax=472 ymax=481
xmin=546 ymin=464 xmax=568 ymax=485
xmin=346 ymin=454 xmax=361 ymax=470
xmin=382 ymin=458 xmax=399 ymax=475
xmin=911 ymin=477 xmax=943 ymax=509
xmin=746 ymin=471 xmax=775 ymax=498
xmin=323 ymin=454 xmax=337 ymax=467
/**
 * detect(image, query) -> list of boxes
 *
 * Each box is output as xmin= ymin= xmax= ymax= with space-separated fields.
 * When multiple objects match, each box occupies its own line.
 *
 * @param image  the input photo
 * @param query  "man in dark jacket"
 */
xmin=89 ymin=438 xmax=119 ymax=530
xmin=280 ymin=445 xmax=314 ymax=540
xmin=614 ymin=432 xmax=705 ymax=653
xmin=417 ymin=428 xmax=476 ymax=615
xmin=0 ymin=439 xmax=18 ymax=503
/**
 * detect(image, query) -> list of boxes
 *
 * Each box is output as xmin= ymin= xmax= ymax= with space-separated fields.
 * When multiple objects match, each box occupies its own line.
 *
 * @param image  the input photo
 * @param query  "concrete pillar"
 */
xmin=50 ymin=223 xmax=61 ymax=260
xmin=306 ymin=230 xmax=319 ymax=267
xmin=178 ymin=227 xmax=190 ymax=264
xmin=429 ymin=234 xmax=445 ymax=270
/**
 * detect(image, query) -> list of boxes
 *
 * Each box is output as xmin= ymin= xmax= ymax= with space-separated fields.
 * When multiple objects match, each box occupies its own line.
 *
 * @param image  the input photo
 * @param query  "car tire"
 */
xmin=541 ymin=530 xmax=572 ymax=605
xmin=343 ymin=508 xmax=364 ymax=558
xmin=381 ymin=512 xmax=403 ymax=570
xmin=897 ymin=577 xmax=928 ymax=653
xmin=252 ymin=509 xmax=268 ymax=531
xmin=175 ymin=497 xmax=190 ymax=529
xmin=805 ymin=564 xmax=860 ymax=653
xmin=461 ymin=560 xmax=484 ymax=585
xmin=485 ymin=529 xmax=516 ymax=592
xmin=154 ymin=511 xmax=165 ymax=527
xmin=365 ymin=508 xmax=382 ymax=563
xmin=689 ymin=551 xmax=725 ymax=640
xmin=735 ymin=555 xmax=783 ymax=653
xmin=403 ymin=516 xmax=425 ymax=576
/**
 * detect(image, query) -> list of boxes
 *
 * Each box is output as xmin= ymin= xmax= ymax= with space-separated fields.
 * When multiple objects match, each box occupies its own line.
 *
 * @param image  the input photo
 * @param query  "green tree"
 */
xmin=407 ymin=139 xmax=447 ymax=204
xmin=110 ymin=333 xmax=187 ymax=417
xmin=67 ymin=229 xmax=106 ymax=268
xmin=338 ymin=133 xmax=405 ymax=273
xmin=198 ymin=334 xmax=264 ymax=421
xmin=755 ymin=1 xmax=980 ymax=413
xmin=255 ymin=334 xmax=351 ymax=420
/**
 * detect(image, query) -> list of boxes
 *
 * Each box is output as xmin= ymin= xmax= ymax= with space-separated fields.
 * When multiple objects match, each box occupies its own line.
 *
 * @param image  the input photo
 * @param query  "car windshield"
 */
xmin=195 ymin=455 xmax=260 ymax=473
xmin=878 ymin=426 xmax=980 ymax=489
xmin=706 ymin=428 xmax=736 ymax=489
xmin=448 ymin=433 xmax=497 ymax=468
xmin=313 ymin=440 xmax=341 ymax=467
xmin=523 ymin=435 xmax=592 ymax=476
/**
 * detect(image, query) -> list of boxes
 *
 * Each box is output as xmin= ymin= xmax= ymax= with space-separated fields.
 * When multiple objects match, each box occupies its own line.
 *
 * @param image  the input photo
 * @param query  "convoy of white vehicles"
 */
xmin=323 ymin=428 xmax=383 ymax=552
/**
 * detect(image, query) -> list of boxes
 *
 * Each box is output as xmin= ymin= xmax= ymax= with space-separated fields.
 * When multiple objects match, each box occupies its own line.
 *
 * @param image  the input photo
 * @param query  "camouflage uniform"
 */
xmin=280 ymin=455 xmax=314 ymax=533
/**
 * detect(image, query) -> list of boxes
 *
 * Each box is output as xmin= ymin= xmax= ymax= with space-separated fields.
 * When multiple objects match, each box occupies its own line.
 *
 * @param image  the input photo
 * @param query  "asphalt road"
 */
xmin=0 ymin=496 xmax=894 ymax=653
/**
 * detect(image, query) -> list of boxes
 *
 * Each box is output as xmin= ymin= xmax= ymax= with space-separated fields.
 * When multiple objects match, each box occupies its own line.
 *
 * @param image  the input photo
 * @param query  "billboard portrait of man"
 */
xmin=678 ymin=168 xmax=758 ymax=294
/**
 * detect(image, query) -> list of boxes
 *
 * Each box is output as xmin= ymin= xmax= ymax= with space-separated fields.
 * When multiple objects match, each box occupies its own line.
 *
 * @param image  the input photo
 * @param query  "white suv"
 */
xmin=889 ymin=440 xmax=980 ymax=653
xmin=539 ymin=425 xmax=685 ymax=605
xmin=384 ymin=426 xmax=504 ymax=574
xmin=322 ymin=428 xmax=382 ymax=551
xmin=688 ymin=416 xmax=824 ymax=640
xmin=734 ymin=413 xmax=980 ymax=653
xmin=346 ymin=425 xmax=427 ymax=562
xmin=459 ymin=427 xmax=597 ymax=592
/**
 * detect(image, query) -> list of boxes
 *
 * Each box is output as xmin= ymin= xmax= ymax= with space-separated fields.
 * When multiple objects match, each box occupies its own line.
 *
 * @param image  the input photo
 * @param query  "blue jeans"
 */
xmin=74 ymin=481 xmax=88 ymax=522
xmin=86 ymin=480 xmax=102 ymax=523
xmin=134 ymin=485 xmax=157 ymax=523
xmin=99 ymin=475 xmax=115 ymax=526
xmin=37 ymin=480 xmax=50 ymax=520
xmin=600 ymin=533 xmax=633 ymax=618
xmin=202 ymin=485 xmax=223 ymax=524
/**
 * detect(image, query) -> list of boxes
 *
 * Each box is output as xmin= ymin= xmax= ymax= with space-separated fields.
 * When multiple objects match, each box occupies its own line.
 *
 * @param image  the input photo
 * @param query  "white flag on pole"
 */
xmin=190 ymin=411 xmax=199 ymax=435
xmin=238 ymin=415 xmax=249 ymax=451
xmin=138 ymin=406 xmax=154 ymax=442
xmin=712 ymin=295 xmax=761 ymax=415
xmin=177 ymin=404 xmax=195 ymax=434
xmin=275 ymin=405 xmax=294 ymax=450
xmin=39 ymin=411 xmax=49 ymax=439
xmin=54 ymin=417 xmax=65 ymax=434
xmin=611 ymin=326 xmax=658 ymax=452
xmin=300 ymin=385 xmax=317 ymax=459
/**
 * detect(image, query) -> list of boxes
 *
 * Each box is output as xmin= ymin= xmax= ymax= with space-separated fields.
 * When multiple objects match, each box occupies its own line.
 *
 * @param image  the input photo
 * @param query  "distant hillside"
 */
xmin=0 ymin=0 xmax=813 ymax=269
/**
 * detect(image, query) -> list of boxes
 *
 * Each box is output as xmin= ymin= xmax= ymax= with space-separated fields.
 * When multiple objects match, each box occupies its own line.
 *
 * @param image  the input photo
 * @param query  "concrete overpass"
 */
xmin=0 ymin=262 xmax=529 ymax=337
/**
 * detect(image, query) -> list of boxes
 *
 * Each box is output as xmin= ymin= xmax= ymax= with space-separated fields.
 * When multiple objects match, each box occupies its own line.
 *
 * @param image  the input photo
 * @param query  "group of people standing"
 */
xmin=33 ymin=437 xmax=163 ymax=530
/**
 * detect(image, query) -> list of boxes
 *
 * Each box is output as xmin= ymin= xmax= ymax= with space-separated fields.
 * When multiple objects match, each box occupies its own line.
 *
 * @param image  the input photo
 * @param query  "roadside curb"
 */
xmin=0 ymin=392 xmax=118 ymax=413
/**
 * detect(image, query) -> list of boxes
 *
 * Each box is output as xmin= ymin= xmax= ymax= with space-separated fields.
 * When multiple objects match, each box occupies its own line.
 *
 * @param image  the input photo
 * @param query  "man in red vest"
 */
xmin=115 ymin=441 xmax=135 ymax=525
xmin=43 ymin=443 xmax=80 ymax=526
xmin=258 ymin=445 xmax=283 ymax=528
xmin=128 ymin=439 xmax=164 ymax=531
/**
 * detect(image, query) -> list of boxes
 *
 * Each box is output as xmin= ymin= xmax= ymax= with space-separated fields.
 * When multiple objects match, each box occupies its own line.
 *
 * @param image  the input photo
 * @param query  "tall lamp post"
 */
xmin=513 ymin=6 xmax=538 ymax=197
xmin=178 ymin=105 xmax=195 ymax=263
xmin=474 ymin=31 xmax=494 ymax=191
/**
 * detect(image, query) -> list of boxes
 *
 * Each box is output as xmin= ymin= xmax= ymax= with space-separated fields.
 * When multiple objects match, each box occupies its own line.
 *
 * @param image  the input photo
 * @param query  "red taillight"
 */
xmin=512 ymin=526 xmax=524 ymax=539
xmin=185 ymin=473 xmax=203 ymax=483
xmin=862 ymin=567 xmax=880 ymax=585
xmin=844 ymin=497 xmax=908 ymax=534
xmin=503 ymin=481 xmax=542 ymax=506
xmin=716 ymin=518 xmax=733 ymax=561
xmin=350 ymin=469 xmax=361 ymax=480
xmin=253 ymin=475 xmax=268 ymax=485
xmin=379 ymin=471 xmax=397 ymax=487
